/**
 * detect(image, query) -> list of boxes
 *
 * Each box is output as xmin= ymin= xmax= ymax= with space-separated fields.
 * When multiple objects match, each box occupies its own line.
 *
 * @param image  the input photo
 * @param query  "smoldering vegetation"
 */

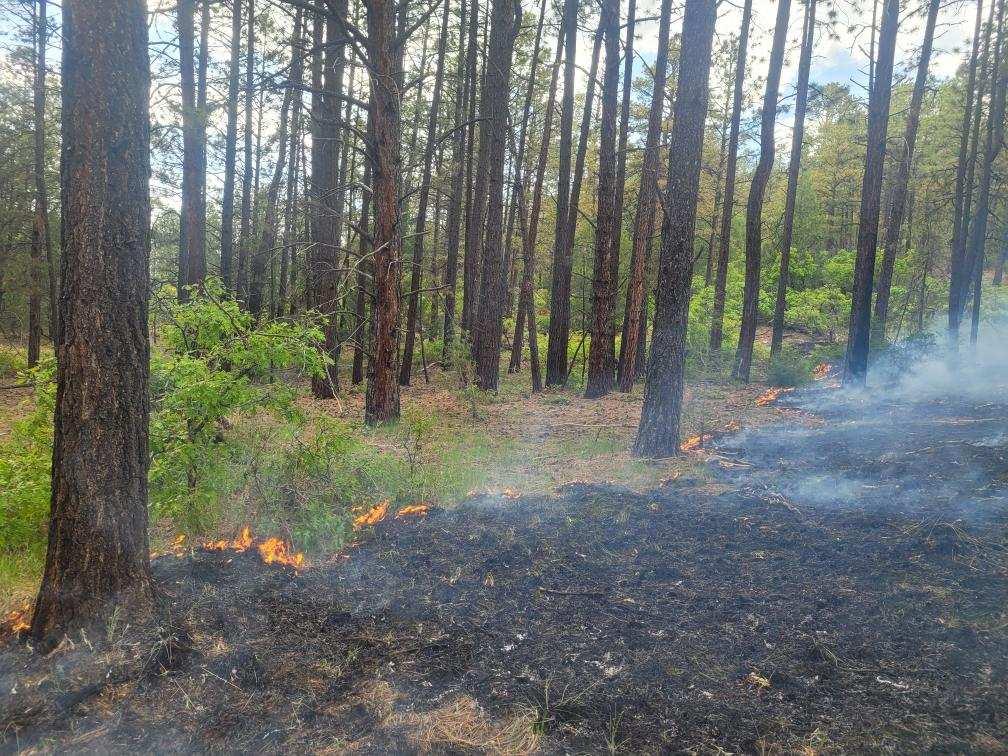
xmin=1 ymin=338 xmax=1007 ymax=753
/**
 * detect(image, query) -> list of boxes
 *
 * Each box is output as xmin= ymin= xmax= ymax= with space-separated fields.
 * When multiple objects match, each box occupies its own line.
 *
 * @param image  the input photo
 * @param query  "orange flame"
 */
xmin=813 ymin=362 xmax=831 ymax=380
xmin=755 ymin=387 xmax=794 ymax=406
xmin=5 ymin=604 xmax=30 ymax=635
xmin=396 ymin=503 xmax=430 ymax=518
xmin=680 ymin=433 xmax=712 ymax=452
xmin=354 ymin=500 xmax=389 ymax=528
xmin=204 ymin=525 xmax=253 ymax=552
xmin=258 ymin=537 xmax=305 ymax=569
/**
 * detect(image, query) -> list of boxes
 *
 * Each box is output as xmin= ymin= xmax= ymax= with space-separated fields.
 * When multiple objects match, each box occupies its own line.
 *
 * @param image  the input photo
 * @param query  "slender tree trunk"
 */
xmin=221 ymin=0 xmax=243 ymax=293
xmin=364 ymin=0 xmax=404 ymax=424
xmin=633 ymin=0 xmax=717 ymax=457
xmin=770 ymin=0 xmax=817 ymax=357
xmin=584 ymin=0 xmax=621 ymax=398
xmin=472 ymin=0 xmax=519 ymax=390
xmin=732 ymin=0 xmax=790 ymax=382
xmin=708 ymin=0 xmax=752 ymax=355
xmin=401 ymin=0 xmax=452 ymax=385
xmin=870 ymin=0 xmax=938 ymax=344
xmin=237 ymin=0 xmax=255 ymax=302
xmin=278 ymin=14 xmax=305 ymax=317
xmin=844 ymin=0 xmax=899 ymax=383
xmin=31 ymin=0 xmax=152 ymax=643
xmin=177 ymin=0 xmax=207 ymax=300
xmin=618 ymin=0 xmax=674 ymax=391
xmin=544 ymin=0 xmax=579 ymax=386
xmin=459 ymin=0 xmax=483 ymax=333
xmin=352 ymin=112 xmax=374 ymax=386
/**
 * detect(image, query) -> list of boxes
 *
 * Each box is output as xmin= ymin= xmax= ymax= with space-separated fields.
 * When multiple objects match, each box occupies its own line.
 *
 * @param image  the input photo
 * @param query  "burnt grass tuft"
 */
xmin=2 ymin=389 xmax=1007 ymax=753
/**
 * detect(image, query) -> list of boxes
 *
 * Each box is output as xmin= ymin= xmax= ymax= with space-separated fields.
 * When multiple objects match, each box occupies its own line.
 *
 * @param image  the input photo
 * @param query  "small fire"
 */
xmin=258 ymin=537 xmax=305 ymax=569
xmin=4 ymin=604 xmax=30 ymax=635
xmin=204 ymin=525 xmax=253 ymax=552
xmin=813 ymin=362 xmax=831 ymax=380
xmin=353 ymin=500 xmax=389 ymax=528
xmin=680 ymin=433 xmax=713 ymax=452
xmin=755 ymin=387 xmax=794 ymax=406
xmin=396 ymin=503 xmax=430 ymax=518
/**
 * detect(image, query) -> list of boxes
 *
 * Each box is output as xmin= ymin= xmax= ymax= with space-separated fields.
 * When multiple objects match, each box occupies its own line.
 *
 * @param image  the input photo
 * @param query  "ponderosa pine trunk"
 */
xmin=236 ymin=0 xmax=255 ymax=303
xmin=31 ymin=0 xmax=152 ymax=644
xmin=472 ymin=0 xmax=519 ymax=391
xmin=584 ymin=0 xmax=621 ymax=398
xmin=364 ymin=0 xmax=403 ymax=424
xmin=617 ymin=0 xmax=673 ymax=391
xmin=459 ymin=0 xmax=484 ymax=334
xmin=544 ymin=0 xmax=579 ymax=386
xmin=400 ymin=0 xmax=451 ymax=385
xmin=732 ymin=0 xmax=790 ymax=382
xmin=221 ymin=0 xmax=243 ymax=293
xmin=177 ymin=0 xmax=207 ymax=300
xmin=770 ymin=0 xmax=817 ymax=357
xmin=870 ymin=0 xmax=939 ymax=344
xmin=708 ymin=0 xmax=752 ymax=356
xmin=844 ymin=0 xmax=899 ymax=383
xmin=633 ymin=0 xmax=717 ymax=457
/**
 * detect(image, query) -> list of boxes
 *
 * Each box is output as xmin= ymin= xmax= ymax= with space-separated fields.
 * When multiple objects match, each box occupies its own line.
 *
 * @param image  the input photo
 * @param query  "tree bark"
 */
xmin=31 ymin=0 xmax=152 ymax=644
xmin=633 ymin=0 xmax=717 ymax=457
xmin=770 ymin=0 xmax=817 ymax=357
xmin=869 ymin=0 xmax=939 ymax=344
xmin=585 ymin=0 xmax=622 ymax=398
xmin=177 ymin=0 xmax=207 ymax=300
xmin=844 ymin=0 xmax=899 ymax=383
xmin=732 ymin=0 xmax=791 ymax=382
xmin=459 ymin=0 xmax=483 ymax=333
xmin=617 ymin=0 xmax=674 ymax=391
xmin=221 ymin=0 xmax=244 ymax=293
xmin=236 ymin=0 xmax=256 ymax=303
xmin=472 ymin=0 xmax=519 ymax=390
xmin=708 ymin=0 xmax=752 ymax=356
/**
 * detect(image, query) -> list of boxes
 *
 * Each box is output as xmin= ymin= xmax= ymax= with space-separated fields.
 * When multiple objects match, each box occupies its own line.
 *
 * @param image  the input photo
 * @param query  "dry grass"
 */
xmin=396 ymin=695 xmax=541 ymax=755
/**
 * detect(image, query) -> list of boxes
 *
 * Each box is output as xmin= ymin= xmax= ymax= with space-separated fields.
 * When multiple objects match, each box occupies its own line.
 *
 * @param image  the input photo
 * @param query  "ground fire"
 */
xmin=754 ymin=386 xmax=794 ymax=406
xmin=202 ymin=526 xmax=304 ymax=569
xmin=353 ymin=500 xmax=390 ymax=528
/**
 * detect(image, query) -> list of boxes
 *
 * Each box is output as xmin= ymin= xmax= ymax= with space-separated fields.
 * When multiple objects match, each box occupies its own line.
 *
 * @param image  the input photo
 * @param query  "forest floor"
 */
xmin=2 ymin=365 xmax=1006 ymax=753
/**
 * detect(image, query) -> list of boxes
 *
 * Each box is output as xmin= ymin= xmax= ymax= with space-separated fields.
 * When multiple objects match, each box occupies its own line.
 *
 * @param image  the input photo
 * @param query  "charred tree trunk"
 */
xmin=633 ymin=0 xmax=717 ymax=457
xmin=31 ymin=0 xmax=152 ymax=644
xmin=221 ymin=0 xmax=243 ymax=293
xmin=770 ymin=0 xmax=817 ymax=357
xmin=236 ymin=0 xmax=256 ymax=303
xmin=870 ymin=0 xmax=939 ymax=344
xmin=472 ymin=0 xmax=519 ymax=390
xmin=400 ymin=0 xmax=452 ymax=385
xmin=844 ymin=0 xmax=899 ymax=383
xmin=732 ymin=0 xmax=790 ymax=382
xmin=708 ymin=0 xmax=752 ymax=355
xmin=584 ymin=0 xmax=621 ymax=398
xmin=544 ymin=0 xmax=579 ymax=386
xmin=617 ymin=0 xmax=673 ymax=391
xmin=364 ymin=0 xmax=403 ymax=424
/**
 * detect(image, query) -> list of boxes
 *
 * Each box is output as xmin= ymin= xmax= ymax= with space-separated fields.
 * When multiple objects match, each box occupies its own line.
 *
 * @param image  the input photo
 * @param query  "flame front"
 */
xmin=813 ymin=362 xmax=831 ymax=380
xmin=680 ymin=433 xmax=712 ymax=452
xmin=204 ymin=525 xmax=253 ymax=552
xmin=354 ymin=500 xmax=389 ymax=528
xmin=396 ymin=503 xmax=430 ymax=518
xmin=5 ymin=604 xmax=30 ymax=634
xmin=755 ymin=387 xmax=794 ymax=406
xmin=258 ymin=537 xmax=305 ymax=569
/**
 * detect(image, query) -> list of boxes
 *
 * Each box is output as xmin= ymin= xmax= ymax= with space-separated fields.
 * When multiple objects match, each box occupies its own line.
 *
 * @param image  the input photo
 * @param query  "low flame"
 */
xmin=755 ymin=387 xmax=794 ymax=406
xmin=204 ymin=525 xmax=253 ymax=552
xmin=258 ymin=537 xmax=305 ymax=569
xmin=813 ymin=362 xmax=831 ymax=380
xmin=353 ymin=500 xmax=389 ymax=528
xmin=396 ymin=503 xmax=430 ymax=518
xmin=680 ymin=433 xmax=713 ymax=452
xmin=5 ymin=604 xmax=30 ymax=635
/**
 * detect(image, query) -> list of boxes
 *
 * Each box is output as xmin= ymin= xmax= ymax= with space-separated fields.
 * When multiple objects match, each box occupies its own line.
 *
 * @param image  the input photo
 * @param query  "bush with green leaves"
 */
xmin=766 ymin=345 xmax=813 ymax=387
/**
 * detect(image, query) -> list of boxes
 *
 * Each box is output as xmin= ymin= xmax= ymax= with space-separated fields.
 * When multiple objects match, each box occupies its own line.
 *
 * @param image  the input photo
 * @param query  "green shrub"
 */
xmin=766 ymin=346 xmax=813 ymax=387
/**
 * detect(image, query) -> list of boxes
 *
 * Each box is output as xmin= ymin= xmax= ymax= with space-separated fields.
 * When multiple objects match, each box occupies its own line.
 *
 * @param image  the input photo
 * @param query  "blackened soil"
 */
xmin=2 ymin=388 xmax=1006 ymax=754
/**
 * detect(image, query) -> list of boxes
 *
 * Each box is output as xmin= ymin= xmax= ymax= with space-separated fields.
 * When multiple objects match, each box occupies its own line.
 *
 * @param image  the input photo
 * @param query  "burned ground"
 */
xmin=2 ymin=383 xmax=1007 ymax=754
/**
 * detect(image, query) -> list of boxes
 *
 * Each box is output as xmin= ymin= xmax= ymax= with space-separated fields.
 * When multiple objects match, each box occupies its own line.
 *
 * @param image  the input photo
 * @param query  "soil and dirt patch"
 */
xmin=1 ymin=380 xmax=1006 ymax=753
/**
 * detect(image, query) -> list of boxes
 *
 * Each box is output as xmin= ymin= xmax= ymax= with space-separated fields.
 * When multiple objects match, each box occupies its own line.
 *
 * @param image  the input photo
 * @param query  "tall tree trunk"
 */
xmin=459 ymin=0 xmax=483 ymax=333
xmin=177 ymin=0 xmax=207 ymax=300
xmin=221 ymin=0 xmax=243 ymax=293
xmin=509 ymin=34 xmax=564 ymax=380
xmin=543 ymin=0 xmax=579 ymax=386
xmin=770 ymin=0 xmax=817 ymax=357
xmin=28 ymin=0 xmax=54 ymax=366
xmin=844 ymin=0 xmax=900 ymax=383
xmin=584 ymin=0 xmax=621 ymax=398
xmin=472 ymin=0 xmax=519 ymax=390
xmin=732 ymin=0 xmax=791 ymax=382
xmin=441 ymin=0 xmax=471 ymax=358
xmin=870 ymin=0 xmax=939 ymax=344
xmin=708 ymin=0 xmax=752 ymax=355
xmin=352 ymin=112 xmax=374 ymax=386
xmin=278 ymin=13 xmax=305 ymax=317
xmin=31 ymin=0 xmax=152 ymax=643
xmin=400 ymin=0 xmax=452 ymax=385
xmin=546 ymin=21 xmax=605 ymax=386
xmin=364 ymin=0 xmax=404 ymax=424
xmin=617 ymin=0 xmax=673 ymax=391
xmin=633 ymin=0 xmax=717 ymax=457
xmin=236 ymin=0 xmax=255 ymax=303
